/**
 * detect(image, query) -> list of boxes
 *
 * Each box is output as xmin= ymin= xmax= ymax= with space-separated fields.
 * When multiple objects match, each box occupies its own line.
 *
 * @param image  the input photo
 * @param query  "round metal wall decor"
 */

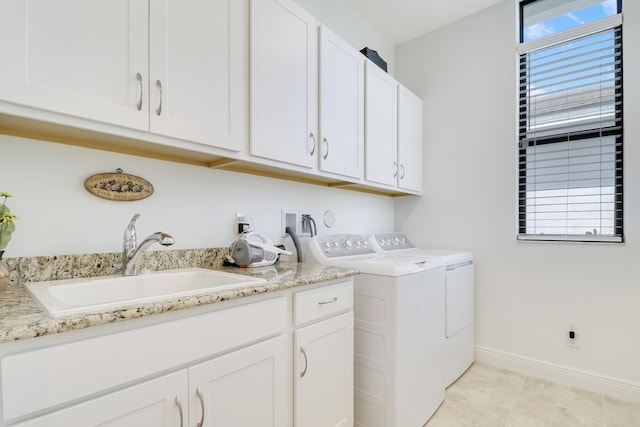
xmin=84 ymin=169 xmax=154 ymax=202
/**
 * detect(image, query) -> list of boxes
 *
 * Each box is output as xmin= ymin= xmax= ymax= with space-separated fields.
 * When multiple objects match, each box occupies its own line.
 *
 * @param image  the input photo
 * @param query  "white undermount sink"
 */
xmin=26 ymin=268 xmax=267 ymax=317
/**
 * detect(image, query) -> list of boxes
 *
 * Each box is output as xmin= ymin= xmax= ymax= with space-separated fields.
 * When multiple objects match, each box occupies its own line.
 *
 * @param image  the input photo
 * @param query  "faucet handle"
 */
xmin=128 ymin=213 xmax=141 ymax=226
xmin=124 ymin=213 xmax=141 ymax=249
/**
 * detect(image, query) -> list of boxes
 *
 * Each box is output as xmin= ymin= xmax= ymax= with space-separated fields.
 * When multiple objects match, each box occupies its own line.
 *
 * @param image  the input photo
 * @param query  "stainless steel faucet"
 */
xmin=122 ymin=213 xmax=175 ymax=276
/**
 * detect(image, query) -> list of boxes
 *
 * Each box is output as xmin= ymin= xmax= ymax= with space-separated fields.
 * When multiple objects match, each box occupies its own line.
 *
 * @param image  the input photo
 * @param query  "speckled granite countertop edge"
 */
xmin=0 ymin=263 xmax=359 ymax=344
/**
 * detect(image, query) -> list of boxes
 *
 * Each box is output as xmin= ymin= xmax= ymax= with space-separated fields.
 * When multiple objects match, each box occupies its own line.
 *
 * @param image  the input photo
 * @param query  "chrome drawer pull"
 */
xmin=309 ymin=132 xmax=316 ymax=156
xmin=136 ymin=73 xmax=143 ymax=111
xmin=175 ymin=397 xmax=184 ymax=427
xmin=300 ymin=347 xmax=308 ymax=378
xmin=318 ymin=297 xmax=338 ymax=305
xmin=155 ymin=80 xmax=163 ymax=116
xmin=196 ymin=387 xmax=205 ymax=427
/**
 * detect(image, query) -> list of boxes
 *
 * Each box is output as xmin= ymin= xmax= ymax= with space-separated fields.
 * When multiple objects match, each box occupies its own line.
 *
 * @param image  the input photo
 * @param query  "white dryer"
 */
xmin=307 ymin=234 xmax=445 ymax=427
xmin=369 ymin=232 xmax=475 ymax=387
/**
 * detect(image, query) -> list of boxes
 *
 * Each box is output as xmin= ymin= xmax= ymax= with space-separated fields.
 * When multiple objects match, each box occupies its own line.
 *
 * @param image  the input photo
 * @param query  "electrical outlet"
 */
xmin=567 ymin=329 xmax=579 ymax=348
xmin=236 ymin=213 xmax=252 ymax=234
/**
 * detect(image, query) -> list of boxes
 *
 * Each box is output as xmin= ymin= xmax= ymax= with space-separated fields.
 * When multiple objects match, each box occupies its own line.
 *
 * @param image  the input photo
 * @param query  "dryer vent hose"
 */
xmin=285 ymin=226 xmax=303 ymax=262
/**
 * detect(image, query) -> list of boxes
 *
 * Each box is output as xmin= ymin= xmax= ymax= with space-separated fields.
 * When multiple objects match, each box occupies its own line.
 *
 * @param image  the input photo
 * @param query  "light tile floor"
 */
xmin=425 ymin=363 xmax=640 ymax=427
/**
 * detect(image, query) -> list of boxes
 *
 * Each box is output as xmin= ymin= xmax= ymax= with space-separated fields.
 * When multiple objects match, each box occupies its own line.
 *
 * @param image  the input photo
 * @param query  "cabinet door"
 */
xmin=149 ymin=0 xmax=247 ymax=151
xmin=397 ymin=85 xmax=423 ymax=193
xmin=318 ymin=26 xmax=364 ymax=179
xmin=14 ymin=370 xmax=188 ymax=427
xmin=250 ymin=0 xmax=318 ymax=168
xmin=0 ymin=0 xmax=148 ymax=130
xmin=364 ymin=61 xmax=398 ymax=187
xmin=295 ymin=312 xmax=354 ymax=427
xmin=189 ymin=335 xmax=288 ymax=427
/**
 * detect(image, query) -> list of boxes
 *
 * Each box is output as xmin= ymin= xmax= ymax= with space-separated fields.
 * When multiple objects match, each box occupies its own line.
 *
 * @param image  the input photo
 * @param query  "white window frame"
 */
xmin=517 ymin=1 xmax=623 ymax=243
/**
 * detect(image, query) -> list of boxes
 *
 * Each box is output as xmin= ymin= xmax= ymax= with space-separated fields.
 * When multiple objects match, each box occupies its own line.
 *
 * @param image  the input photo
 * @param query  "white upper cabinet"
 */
xmin=250 ymin=0 xmax=318 ymax=168
xmin=0 ymin=0 xmax=247 ymax=151
xmin=0 ymin=0 xmax=149 ymax=131
xmin=364 ymin=61 xmax=398 ymax=187
xmin=318 ymin=26 xmax=364 ymax=180
xmin=397 ymin=85 xmax=423 ymax=193
xmin=149 ymin=0 xmax=247 ymax=151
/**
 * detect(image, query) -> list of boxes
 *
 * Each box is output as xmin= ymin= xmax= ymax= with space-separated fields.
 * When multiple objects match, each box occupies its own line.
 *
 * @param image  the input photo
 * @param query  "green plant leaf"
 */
xmin=0 ymin=222 xmax=15 ymax=250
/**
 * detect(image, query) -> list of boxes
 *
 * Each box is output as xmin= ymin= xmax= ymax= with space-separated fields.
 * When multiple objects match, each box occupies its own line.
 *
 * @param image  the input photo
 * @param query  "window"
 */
xmin=518 ymin=0 xmax=623 ymax=242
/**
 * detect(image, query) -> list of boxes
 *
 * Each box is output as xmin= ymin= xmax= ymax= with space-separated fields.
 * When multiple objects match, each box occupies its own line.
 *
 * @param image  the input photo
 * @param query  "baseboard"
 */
xmin=475 ymin=345 xmax=640 ymax=404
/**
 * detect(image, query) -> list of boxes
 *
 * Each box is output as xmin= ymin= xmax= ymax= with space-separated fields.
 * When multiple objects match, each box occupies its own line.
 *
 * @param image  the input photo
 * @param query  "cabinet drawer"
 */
xmin=294 ymin=281 xmax=353 ymax=326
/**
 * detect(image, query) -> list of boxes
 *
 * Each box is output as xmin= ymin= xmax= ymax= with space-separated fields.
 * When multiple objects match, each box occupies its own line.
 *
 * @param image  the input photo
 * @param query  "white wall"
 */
xmin=294 ymin=0 xmax=394 ymax=75
xmin=1 ymin=136 xmax=393 ymax=257
xmin=395 ymin=0 xmax=640 ymax=393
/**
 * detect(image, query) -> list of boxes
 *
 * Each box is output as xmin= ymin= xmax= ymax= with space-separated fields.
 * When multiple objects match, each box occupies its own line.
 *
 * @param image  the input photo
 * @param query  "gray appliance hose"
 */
xmin=285 ymin=226 xmax=302 ymax=262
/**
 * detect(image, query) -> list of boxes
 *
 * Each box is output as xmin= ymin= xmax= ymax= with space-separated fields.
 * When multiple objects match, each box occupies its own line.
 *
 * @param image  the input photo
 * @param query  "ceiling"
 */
xmin=346 ymin=0 xmax=505 ymax=46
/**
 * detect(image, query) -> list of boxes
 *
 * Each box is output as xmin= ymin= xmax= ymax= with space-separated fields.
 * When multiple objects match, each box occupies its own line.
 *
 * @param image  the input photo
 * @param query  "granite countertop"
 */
xmin=0 ymin=262 xmax=359 ymax=344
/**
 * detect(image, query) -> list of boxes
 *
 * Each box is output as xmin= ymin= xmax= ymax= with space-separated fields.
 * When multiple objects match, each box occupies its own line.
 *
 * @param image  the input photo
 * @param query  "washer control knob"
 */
xmin=333 ymin=241 xmax=340 ymax=248
xmin=394 ymin=236 xmax=401 ymax=244
xmin=344 ymin=239 xmax=353 ymax=248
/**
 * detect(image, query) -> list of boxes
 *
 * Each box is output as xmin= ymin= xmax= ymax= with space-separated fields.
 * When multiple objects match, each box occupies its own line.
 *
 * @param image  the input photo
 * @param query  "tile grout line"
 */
xmin=503 ymin=374 xmax=527 ymax=426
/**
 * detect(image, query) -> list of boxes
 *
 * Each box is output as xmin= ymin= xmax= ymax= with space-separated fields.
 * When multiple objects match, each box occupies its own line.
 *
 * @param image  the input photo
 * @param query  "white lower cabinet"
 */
xmin=293 ymin=282 xmax=354 ymax=427
xmin=1 ymin=279 xmax=354 ymax=427
xmin=14 ymin=336 xmax=287 ymax=427
xmin=295 ymin=313 xmax=354 ymax=427
xmin=189 ymin=335 xmax=288 ymax=427
xmin=13 ymin=370 xmax=189 ymax=427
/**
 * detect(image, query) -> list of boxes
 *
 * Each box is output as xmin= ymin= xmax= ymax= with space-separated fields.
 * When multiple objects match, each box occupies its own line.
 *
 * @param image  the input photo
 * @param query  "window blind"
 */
xmin=518 ymin=27 xmax=623 ymax=242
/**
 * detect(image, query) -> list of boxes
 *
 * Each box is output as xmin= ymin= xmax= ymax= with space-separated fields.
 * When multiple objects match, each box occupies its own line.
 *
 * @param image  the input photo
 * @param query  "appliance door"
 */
xmin=445 ymin=261 xmax=474 ymax=339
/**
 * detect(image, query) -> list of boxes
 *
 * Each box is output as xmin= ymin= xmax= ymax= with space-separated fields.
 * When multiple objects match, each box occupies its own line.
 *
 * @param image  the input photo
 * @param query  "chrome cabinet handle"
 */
xmin=196 ymin=387 xmax=205 ymax=427
xmin=155 ymin=80 xmax=163 ymax=116
xmin=309 ymin=132 xmax=316 ymax=156
xmin=393 ymin=161 xmax=398 ymax=178
xmin=400 ymin=164 xmax=405 ymax=179
xmin=175 ymin=397 xmax=184 ymax=427
xmin=136 ymin=73 xmax=143 ymax=111
xmin=319 ymin=297 xmax=337 ymax=305
xmin=323 ymin=137 xmax=329 ymax=159
xmin=300 ymin=347 xmax=308 ymax=378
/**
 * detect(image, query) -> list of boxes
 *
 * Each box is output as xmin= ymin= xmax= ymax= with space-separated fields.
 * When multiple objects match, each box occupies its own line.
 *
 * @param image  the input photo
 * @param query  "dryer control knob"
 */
xmin=344 ymin=239 xmax=353 ymax=248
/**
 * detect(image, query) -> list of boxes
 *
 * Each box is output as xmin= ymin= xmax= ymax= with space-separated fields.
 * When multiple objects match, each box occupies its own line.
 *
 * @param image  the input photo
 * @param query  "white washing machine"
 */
xmin=369 ymin=232 xmax=475 ymax=387
xmin=307 ymin=234 xmax=445 ymax=427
